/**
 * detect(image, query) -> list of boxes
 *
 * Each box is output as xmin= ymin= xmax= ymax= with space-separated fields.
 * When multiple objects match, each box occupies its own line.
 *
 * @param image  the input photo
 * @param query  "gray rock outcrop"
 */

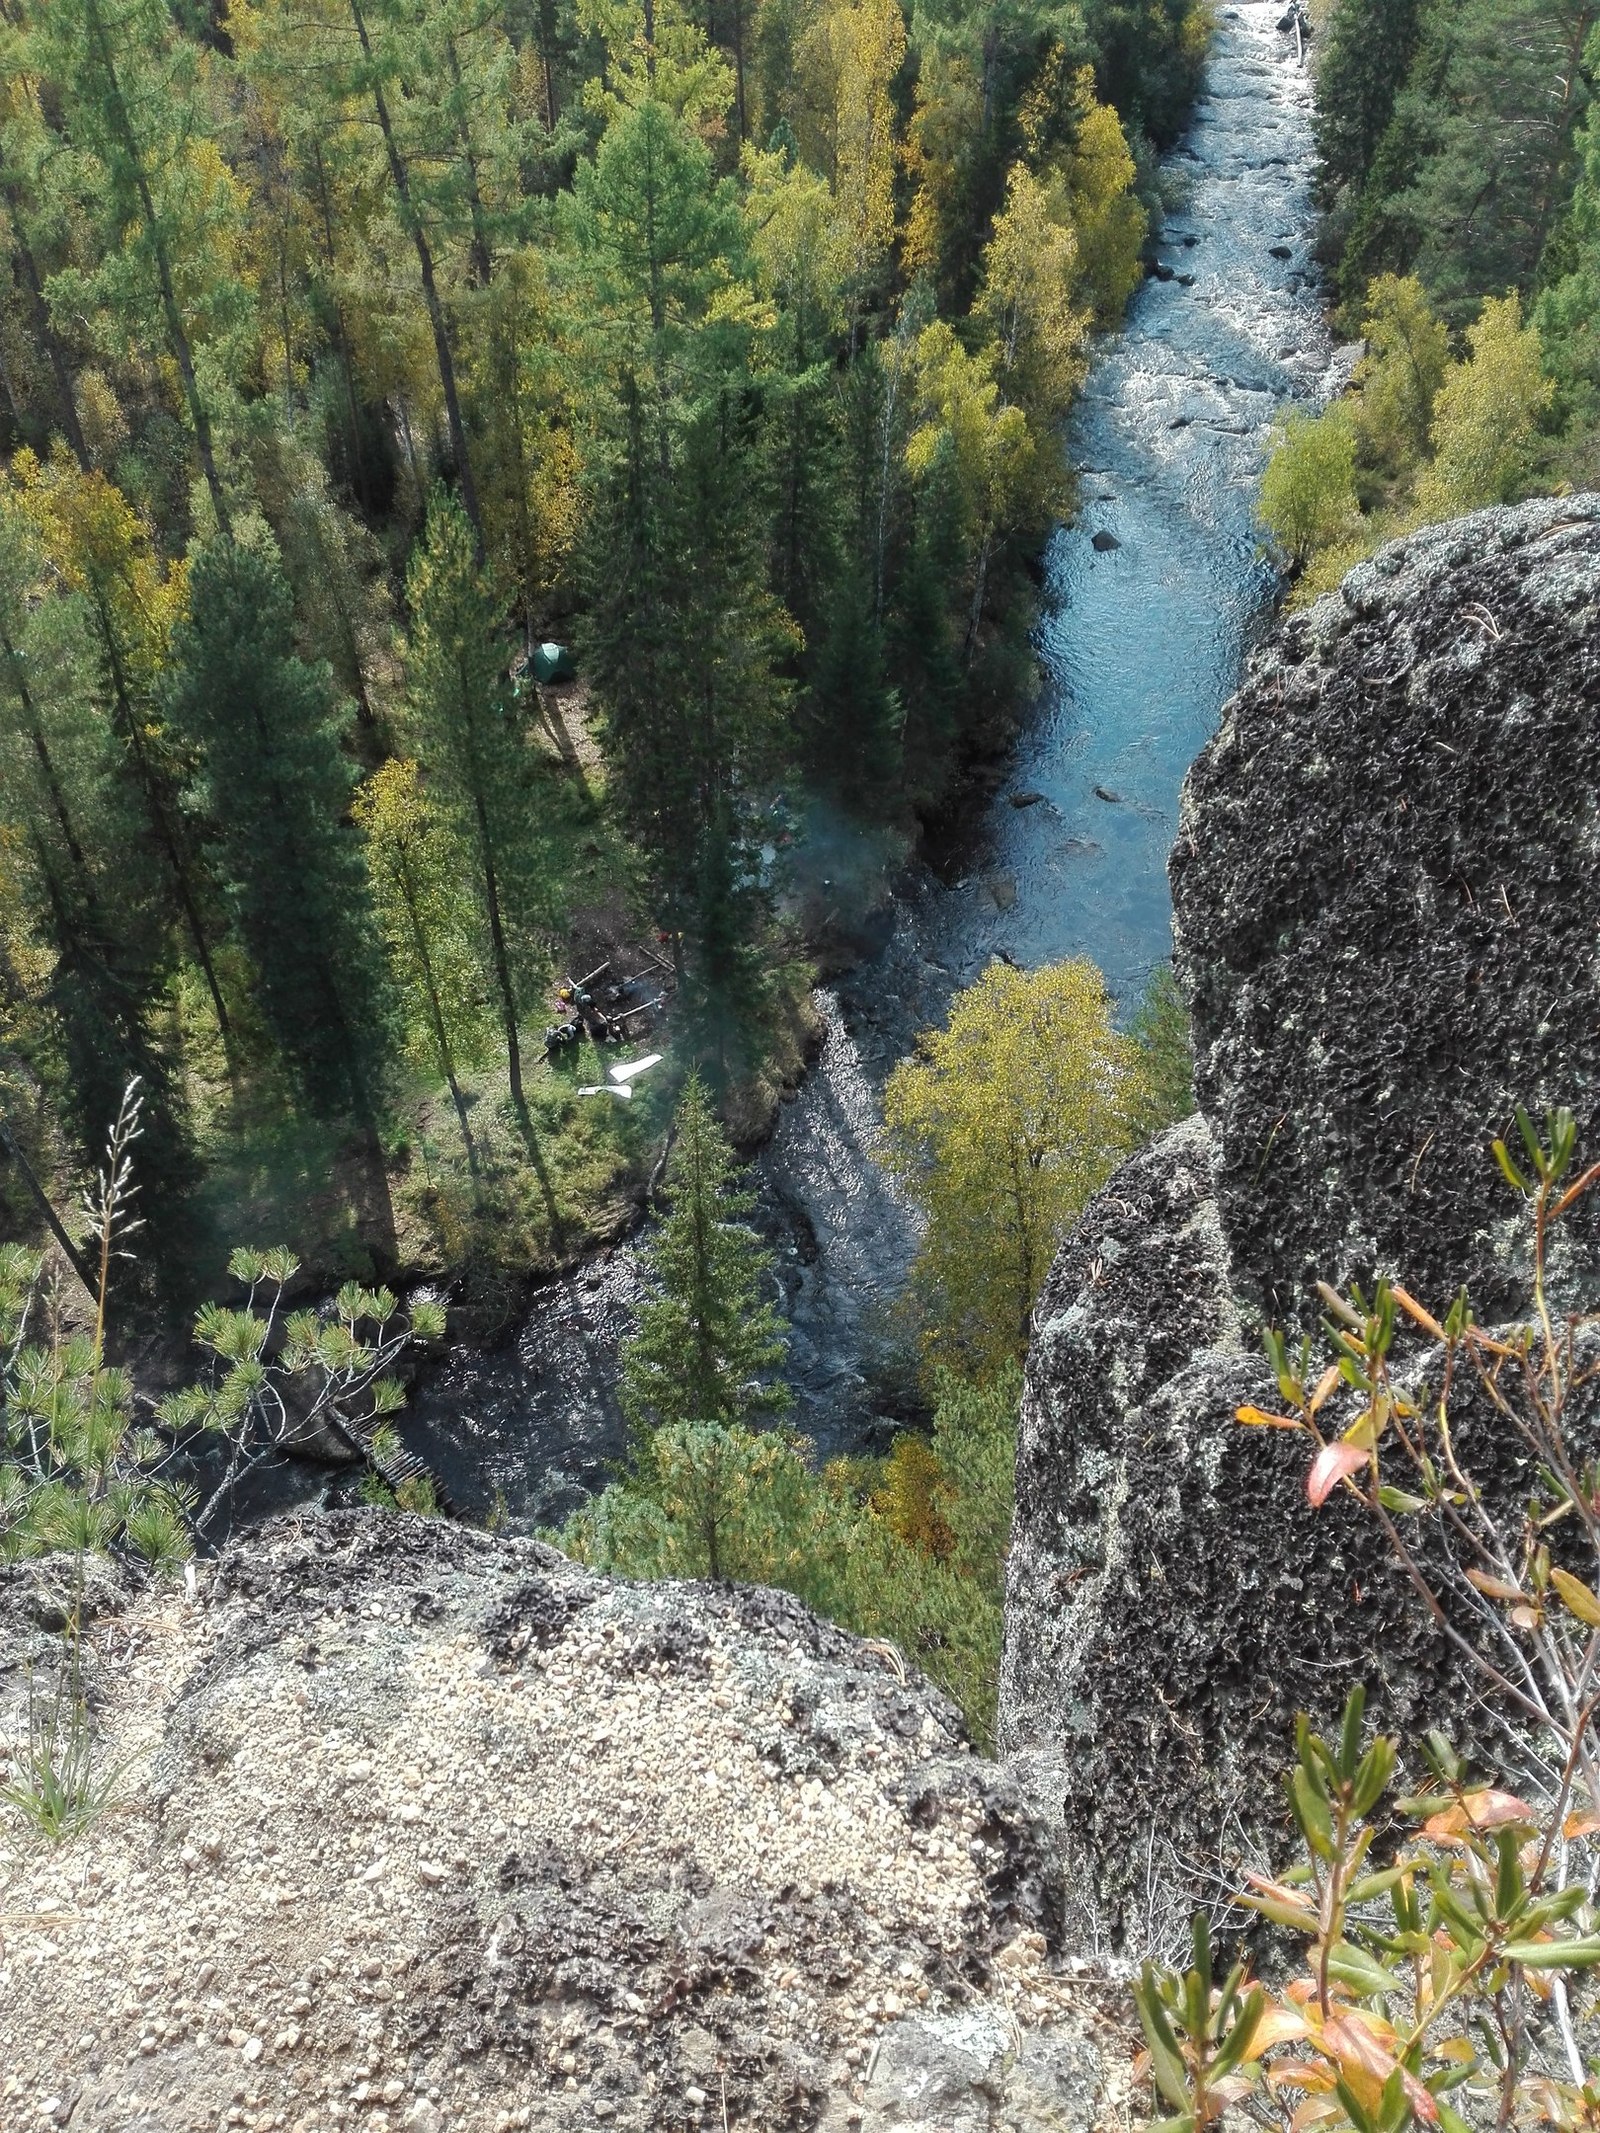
xmin=999 ymin=499 xmax=1600 ymax=1941
xmin=1 ymin=1514 xmax=1137 ymax=2133
xmin=1176 ymin=496 xmax=1600 ymax=1324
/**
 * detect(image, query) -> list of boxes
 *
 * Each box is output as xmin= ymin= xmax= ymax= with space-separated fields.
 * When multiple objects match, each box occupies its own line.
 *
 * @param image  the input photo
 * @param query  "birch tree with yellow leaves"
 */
xmin=881 ymin=957 xmax=1146 ymax=1379
xmin=797 ymin=0 xmax=905 ymax=344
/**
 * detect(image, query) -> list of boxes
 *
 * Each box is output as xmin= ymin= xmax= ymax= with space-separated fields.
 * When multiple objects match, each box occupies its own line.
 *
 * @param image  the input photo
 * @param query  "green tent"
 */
xmin=531 ymin=641 xmax=576 ymax=684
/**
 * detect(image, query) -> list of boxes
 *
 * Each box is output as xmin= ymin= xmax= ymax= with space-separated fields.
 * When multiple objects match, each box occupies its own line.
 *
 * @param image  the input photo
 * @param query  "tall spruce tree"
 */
xmin=620 ymin=1074 xmax=791 ymax=1439
xmin=164 ymin=537 xmax=395 ymax=1256
xmin=1313 ymin=0 xmax=1425 ymax=207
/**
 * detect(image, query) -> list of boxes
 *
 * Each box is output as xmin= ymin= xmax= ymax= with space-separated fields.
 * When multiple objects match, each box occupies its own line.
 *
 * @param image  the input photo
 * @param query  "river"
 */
xmin=256 ymin=0 xmax=1332 ymax=1536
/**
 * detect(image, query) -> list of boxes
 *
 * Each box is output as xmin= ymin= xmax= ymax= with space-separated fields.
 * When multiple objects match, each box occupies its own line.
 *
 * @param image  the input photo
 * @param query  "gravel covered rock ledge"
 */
xmin=1 ymin=1513 xmax=1135 ymax=2133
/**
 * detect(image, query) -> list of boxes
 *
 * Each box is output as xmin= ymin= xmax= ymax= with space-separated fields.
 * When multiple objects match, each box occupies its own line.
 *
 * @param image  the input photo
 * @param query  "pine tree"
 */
xmin=163 ymin=536 xmax=394 ymax=1263
xmin=621 ymin=1073 xmax=791 ymax=1438
xmin=1313 ymin=0 xmax=1424 ymax=207
xmin=1405 ymin=0 xmax=1600 ymax=314
xmin=404 ymin=491 xmax=549 ymax=1164
xmin=1336 ymin=0 xmax=1600 ymax=316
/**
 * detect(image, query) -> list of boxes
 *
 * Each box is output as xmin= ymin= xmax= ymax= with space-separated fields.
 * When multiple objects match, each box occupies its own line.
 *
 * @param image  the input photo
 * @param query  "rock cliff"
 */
xmin=999 ymin=498 xmax=1600 ymax=1938
xmin=2 ymin=1514 xmax=1136 ymax=2133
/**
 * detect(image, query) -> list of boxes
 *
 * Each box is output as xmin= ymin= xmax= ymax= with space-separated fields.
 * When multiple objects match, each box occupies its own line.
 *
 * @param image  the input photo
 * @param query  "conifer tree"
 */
xmin=404 ymin=492 xmax=547 ymax=1158
xmin=354 ymin=757 xmax=487 ymax=1181
xmin=583 ymin=382 xmax=793 ymax=996
xmin=164 ymin=537 xmax=391 ymax=1208
xmin=621 ymin=1074 xmax=791 ymax=1438
xmin=32 ymin=0 xmax=249 ymax=532
xmin=574 ymin=105 xmax=793 ymax=1009
xmin=1313 ymin=0 xmax=1424 ymax=206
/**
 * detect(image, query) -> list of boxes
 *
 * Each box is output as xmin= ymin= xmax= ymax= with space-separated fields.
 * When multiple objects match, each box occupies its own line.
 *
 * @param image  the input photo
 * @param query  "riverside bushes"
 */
xmin=1265 ymin=1 xmax=1600 ymax=599
xmin=561 ymin=1367 xmax=1020 ymax=1744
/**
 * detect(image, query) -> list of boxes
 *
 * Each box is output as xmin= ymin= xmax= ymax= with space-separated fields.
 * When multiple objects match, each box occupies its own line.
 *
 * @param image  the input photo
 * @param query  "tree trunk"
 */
xmin=349 ymin=0 xmax=485 ymax=556
xmin=730 ymin=0 xmax=747 ymax=141
xmin=395 ymin=851 xmax=481 ymax=1183
xmin=445 ymin=38 xmax=495 ymax=289
xmin=2 ymin=623 xmax=92 ymax=882
xmin=964 ymin=526 xmax=992 ymax=665
xmin=309 ymin=143 xmax=374 ymax=515
xmin=6 ymin=204 xmax=91 ymax=470
xmin=83 ymin=0 xmax=232 ymax=537
xmin=537 ymin=0 xmax=559 ymax=133
xmin=94 ymin=605 xmax=236 ymax=1065
xmin=473 ymin=788 xmax=526 ymax=1121
xmin=0 ymin=1114 xmax=97 ymax=1296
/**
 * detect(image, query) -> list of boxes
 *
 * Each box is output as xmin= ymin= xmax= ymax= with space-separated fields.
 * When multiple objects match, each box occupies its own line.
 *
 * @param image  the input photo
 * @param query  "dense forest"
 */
xmin=1262 ymin=0 xmax=1600 ymax=589
xmin=0 ymin=0 xmax=1211 ymax=1294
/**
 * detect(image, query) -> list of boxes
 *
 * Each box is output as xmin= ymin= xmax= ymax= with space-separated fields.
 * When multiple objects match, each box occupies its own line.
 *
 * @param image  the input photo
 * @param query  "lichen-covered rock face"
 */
xmin=997 ymin=1120 xmax=1464 ymax=1941
xmin=1172 ymin=496 xmax=1600 ymax=1325
xmin=0 ymin=1514 xmax=1137 ymax=2133
xmin=1000 ymin=500 xmax=1600 ymax=1943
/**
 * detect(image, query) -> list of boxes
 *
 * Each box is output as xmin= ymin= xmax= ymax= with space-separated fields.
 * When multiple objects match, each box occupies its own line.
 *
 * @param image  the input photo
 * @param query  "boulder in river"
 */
xmin=999 ymin=498 xmax=1600 ymax=1939
xmin=1090 ymin=530 xmax=1121 ymax=552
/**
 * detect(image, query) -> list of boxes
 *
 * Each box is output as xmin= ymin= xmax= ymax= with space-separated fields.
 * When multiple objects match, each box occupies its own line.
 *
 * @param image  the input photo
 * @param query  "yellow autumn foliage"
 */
xmin=13 ymin=454 xmax=189 ymax=692
xmin=881 ymin=958 xmax=1145 ymax=1379
xmin=1052 ymin=72 xmax=1146 ymax=323
xmin=871 ymin=1434 xmax=957 ymax=1558
xmin=1419 ymin=295 xmax=1554 ymax=517
xmin=799 ymin=0 xmax=905 ymax=322
xmin=976 ymin=163 xmax=1092 ymax=432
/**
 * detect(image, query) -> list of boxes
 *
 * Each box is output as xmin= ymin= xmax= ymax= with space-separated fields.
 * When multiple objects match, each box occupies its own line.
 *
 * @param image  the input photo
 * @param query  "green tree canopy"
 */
xmin=164 ymin=534 xmax=386 ymax=1128
xmin=620 ymin=1073 xmax=791 ymax=1437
